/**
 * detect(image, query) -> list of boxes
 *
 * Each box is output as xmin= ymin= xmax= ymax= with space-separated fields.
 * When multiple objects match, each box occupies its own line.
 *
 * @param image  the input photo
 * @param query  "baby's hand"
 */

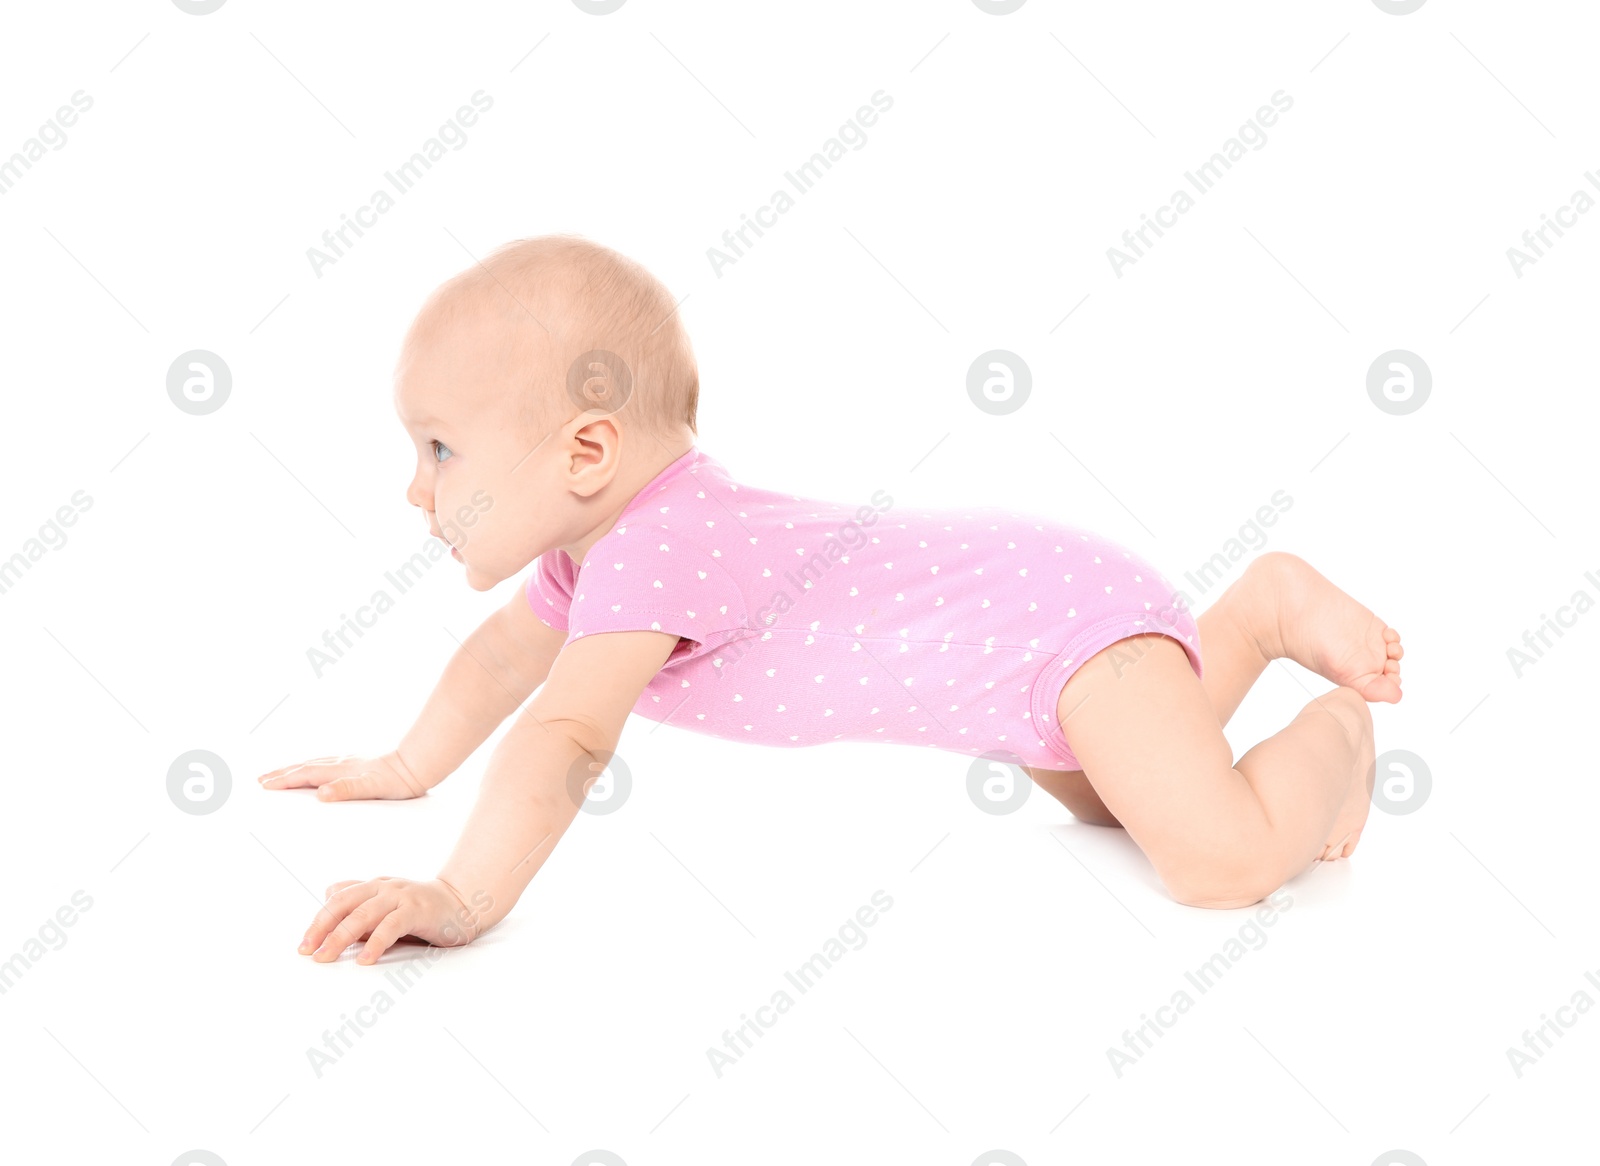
xmin=257 ymin=752 xmax=428 ymax=801
xmin=299 ymin=877 xmax=480 ymax=964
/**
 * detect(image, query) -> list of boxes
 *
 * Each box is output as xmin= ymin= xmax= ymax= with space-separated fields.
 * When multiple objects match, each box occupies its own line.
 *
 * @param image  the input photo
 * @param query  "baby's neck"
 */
xmin=561 ymin=427 xmax=697 ymax=564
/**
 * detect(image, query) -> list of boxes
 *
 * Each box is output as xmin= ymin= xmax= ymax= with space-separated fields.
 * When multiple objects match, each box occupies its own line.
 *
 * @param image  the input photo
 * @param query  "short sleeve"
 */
xmin=525 ymin=549 xmax=577 ymax=632
xmin=565 ymin=527 xmax=750 ymax=661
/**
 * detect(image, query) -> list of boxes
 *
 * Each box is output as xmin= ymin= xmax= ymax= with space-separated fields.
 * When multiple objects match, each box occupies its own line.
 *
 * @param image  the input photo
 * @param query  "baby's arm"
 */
xmin=298 ymin=626 xmax=680 ymax=962
xmin=258 ymin=585 xmax=565 ymax=800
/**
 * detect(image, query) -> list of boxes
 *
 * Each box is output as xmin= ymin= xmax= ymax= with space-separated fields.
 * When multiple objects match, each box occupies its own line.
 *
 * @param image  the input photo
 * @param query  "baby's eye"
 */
xmin=432 ymin=440 xmax=454 ymax=463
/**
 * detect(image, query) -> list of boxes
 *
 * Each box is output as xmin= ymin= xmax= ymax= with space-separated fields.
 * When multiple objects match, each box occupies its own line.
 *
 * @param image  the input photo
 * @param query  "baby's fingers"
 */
xmin=259 ymin=755 xmax=360 ymax=790
xmin=299 ymin=881 xmax=381 ymax=956
xmin=309 ymin=896 xmax=394 ymax=963
xmin=315 ymin=769 xmax=394 ymax=802
xmin=357 ymin=910 xmax=414 ymax=965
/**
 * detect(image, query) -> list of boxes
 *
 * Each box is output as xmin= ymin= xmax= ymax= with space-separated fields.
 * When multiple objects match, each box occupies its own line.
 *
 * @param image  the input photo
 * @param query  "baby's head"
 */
xmin=393 ymin=235 xmax=698 ymax=590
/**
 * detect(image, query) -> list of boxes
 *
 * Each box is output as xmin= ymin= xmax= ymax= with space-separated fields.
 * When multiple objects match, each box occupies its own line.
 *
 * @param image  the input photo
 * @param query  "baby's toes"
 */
xmin=1362 ymin=670 xmax=1403 ymax=703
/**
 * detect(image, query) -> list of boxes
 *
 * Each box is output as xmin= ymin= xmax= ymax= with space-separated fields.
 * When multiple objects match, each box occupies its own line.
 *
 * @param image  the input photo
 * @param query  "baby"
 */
xmin=261 ymin=235 xmax=1404 ymax=965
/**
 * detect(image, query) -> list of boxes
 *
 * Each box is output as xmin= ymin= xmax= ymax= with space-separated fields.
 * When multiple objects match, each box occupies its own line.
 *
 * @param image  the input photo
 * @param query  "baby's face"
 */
xmin=392 ymin=304 xmax=570 ymax=590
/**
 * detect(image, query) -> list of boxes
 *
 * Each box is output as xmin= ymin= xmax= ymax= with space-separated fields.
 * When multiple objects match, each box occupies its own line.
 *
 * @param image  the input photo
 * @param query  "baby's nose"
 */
xmin=404 ymin=465 xmax=432 ymax=508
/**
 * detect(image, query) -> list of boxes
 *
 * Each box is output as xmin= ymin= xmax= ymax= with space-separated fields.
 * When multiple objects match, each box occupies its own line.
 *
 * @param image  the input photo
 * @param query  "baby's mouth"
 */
xmin=428 ymin=526 xmax=464 ymax=560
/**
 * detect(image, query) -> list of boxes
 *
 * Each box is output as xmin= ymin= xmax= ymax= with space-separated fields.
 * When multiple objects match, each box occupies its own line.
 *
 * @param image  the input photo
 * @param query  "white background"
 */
xmin=1 ymin=1 xmax=1595 ymax=1163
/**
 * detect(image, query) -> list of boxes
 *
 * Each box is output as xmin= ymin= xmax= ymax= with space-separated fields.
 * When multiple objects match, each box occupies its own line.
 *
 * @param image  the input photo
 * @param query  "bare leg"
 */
xmin=1055 ymin=635 xmax=1374 ymax=908
xmin=1025 ymin=566 xmax=1266 ymax=824
xmin=1029 ymin=552 xmax=1402 ymax=845
xmin=1028 ymin=767 xmax=1121 ymax=826
xmin=1170 ymin=549 xmax=1404 ymax=726
xmin=1193 ymin=565 xmax=1276 ymax=728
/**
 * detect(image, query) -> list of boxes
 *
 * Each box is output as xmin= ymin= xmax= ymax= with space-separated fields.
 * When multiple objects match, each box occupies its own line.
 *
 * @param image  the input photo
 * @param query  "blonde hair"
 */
xmin=431 ymin=234 xmax=698 ymax=440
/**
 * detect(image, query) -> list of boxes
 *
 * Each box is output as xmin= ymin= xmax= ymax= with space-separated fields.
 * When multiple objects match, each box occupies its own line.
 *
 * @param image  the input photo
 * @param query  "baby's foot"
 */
xmin=1314 ymin=687 xmax=1375 ymax=862
xmin=1243 ymin=552 xmax=1404 ymax=704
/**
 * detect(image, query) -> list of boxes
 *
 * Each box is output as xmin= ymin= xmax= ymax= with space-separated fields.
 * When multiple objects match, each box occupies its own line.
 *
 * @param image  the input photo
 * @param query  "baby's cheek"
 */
xmin=463 ymin=509 xmax=532 ymax=574
xmin=441 ymin=488 xmax=491 ymax=545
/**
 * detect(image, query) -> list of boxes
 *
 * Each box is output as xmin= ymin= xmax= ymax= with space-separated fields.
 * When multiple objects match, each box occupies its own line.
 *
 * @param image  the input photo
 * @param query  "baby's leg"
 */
xmin=1192 ymin=560 xmax=1277 ymax=728
xmin=1190 ymin=550 xmax=1405 ymax=725
xmin=1027 ymin=767 xmax=1121 ymax=826
xmin=1025 ymin=570 xmax=1285 ymax=825
xmin=1056 ymin=633 xmax=1373 ymax=908
xmin=1030 ymin=552 xmax=1400 ymax=841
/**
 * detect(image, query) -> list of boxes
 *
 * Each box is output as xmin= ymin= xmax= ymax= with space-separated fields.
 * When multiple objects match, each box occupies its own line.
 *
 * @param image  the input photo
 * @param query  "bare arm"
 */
xmin=393 ymin=584 xmax=568 ymax=789
xmin=260 ymin=584 xmax=568 ymax=800
xmin=434 ymin=626 xmax=680 ymax=934
xmin=300 ymin=626 xmax=680 ymax=960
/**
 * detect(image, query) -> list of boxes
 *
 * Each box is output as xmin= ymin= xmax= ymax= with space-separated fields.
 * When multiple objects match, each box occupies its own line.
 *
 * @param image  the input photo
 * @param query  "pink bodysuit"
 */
xmin=525 ymin=447 xmax=1202 ymax=771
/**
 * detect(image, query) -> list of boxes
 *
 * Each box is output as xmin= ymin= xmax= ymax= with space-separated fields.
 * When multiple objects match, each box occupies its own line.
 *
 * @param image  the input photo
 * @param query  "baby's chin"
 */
xmin=458 ymin=557 xmax=502 ymax=592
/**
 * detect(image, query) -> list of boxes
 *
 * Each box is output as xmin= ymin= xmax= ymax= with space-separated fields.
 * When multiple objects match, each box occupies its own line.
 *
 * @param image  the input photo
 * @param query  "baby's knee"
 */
xmin=1316 ymin=685 xmax=1373 ymax=746
xmin=1160 ymin=848 xmax=1283 ymax=910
